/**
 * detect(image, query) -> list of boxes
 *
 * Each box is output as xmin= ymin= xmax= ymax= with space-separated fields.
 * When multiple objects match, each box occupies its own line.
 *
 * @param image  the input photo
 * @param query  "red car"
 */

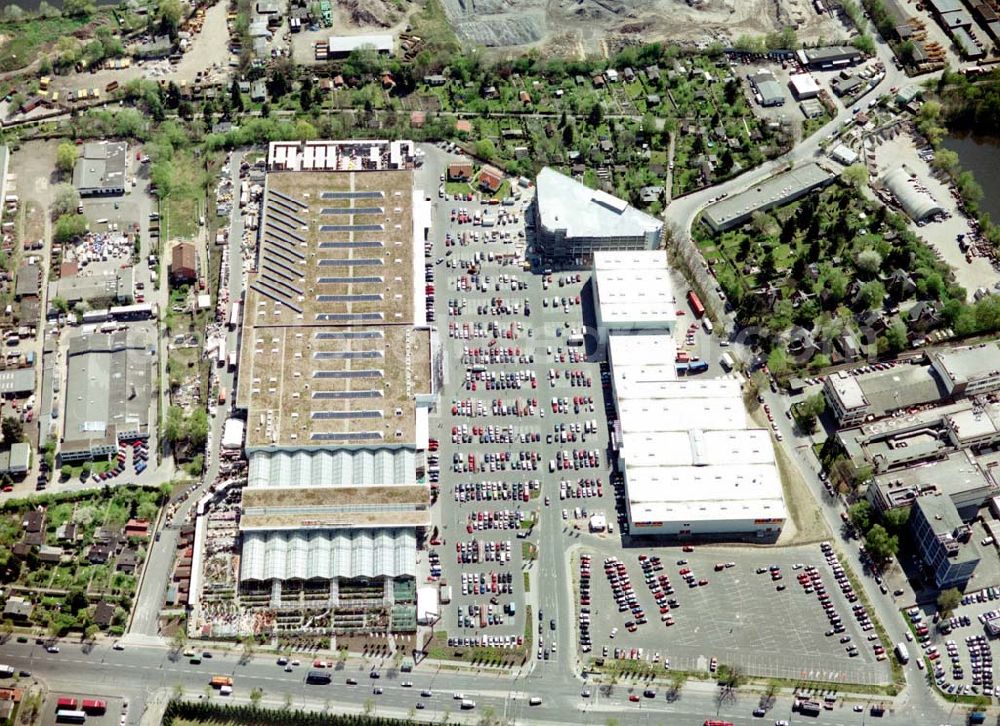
xmin=628 ymin=695 xmax=640 ymax=702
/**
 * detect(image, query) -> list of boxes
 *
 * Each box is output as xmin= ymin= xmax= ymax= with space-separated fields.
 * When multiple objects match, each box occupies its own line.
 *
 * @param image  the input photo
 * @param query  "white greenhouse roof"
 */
xmin=240 ymin=527 xmax=416 ymax=582
xmin=247 ymin=448 xmax=415 ymax=489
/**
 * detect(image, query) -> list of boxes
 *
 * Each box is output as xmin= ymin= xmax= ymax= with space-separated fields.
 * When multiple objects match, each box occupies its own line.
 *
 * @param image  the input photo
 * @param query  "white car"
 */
xmin=112 ymin=642 xmax=125 ymax=651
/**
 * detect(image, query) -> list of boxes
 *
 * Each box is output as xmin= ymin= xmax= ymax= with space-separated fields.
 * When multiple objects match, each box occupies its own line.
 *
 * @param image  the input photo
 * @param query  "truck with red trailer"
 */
xmin=56 ymin=698 xmax=78 ymax=710
xmin=82 ymin=700 xmax=107 ymax=714
xmin=687 ymin=290 xmax=705 ymax=318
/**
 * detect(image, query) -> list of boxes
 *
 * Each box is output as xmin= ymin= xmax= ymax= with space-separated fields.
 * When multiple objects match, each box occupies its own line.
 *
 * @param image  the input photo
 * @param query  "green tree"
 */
xmin=54 ymin=214 xmax=88 ymax=244
xmin=841 ymin=163 xmax=869 ymax=190
xmin=864 ymin=524 xmax=899 ymax=566
xmin=885 ymin=320 xmax=908 ymax=352
xmin=158 ymin=0 xmax=183 ymax=30
xmin=250 ymin=687 xmax=263 ymax=706
xmin=51 ymin=296 xmax=69 ymax=314
xmin=473 ymin=139 xmax=496 ymax=161
xmin=883 ymin=506 xmax=911 ymax=535
xmin=62 ymin=0 xmax=95 ymax=16
xmin=858 ymin=280 xmax=886 ymax=310
xmin=937 ymin=588 xmax=962 ymax=618
xmin=60 ymin=464 xmax=72 ymax=480
xmin=1 ymin=416 xmax=24 ymax=444
xmin=56 ymin=142 xmax=79 ymax=175
xmin=230 ymin=78 xmax=244 ymax=113
xmin=51 ymin=184 xmax=81 ymax=219
xmin=848 ymin=500 xmax=873 ymax=532
xmin=852 ymin=34 xmax=875 ymax=55
xmin=855 ymin=249 xmax=883 ymax=276
xmin=587 ymin=101 xmax=603 ymax=127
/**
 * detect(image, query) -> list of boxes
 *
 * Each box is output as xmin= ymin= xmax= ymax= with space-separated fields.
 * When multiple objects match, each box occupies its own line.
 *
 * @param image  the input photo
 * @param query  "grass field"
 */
xmin=0 ymin=15 xmax=91 ymax=72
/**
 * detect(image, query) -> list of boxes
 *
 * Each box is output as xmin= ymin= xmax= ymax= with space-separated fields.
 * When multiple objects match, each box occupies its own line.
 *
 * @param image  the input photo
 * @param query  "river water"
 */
xmin=943 ymin=131 xmax=1000 ymax=221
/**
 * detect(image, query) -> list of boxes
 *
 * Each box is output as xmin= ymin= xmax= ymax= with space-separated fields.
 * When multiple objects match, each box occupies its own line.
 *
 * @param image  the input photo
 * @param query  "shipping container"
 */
xmin=57 ymin=698 xmax=78 ymax=710
xmin=56 ymin=711 xmax=86 ymax=723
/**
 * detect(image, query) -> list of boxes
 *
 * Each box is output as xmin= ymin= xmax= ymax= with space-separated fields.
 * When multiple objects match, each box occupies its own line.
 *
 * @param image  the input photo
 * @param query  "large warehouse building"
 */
xmin=599 ymin=249 xmax=787 ymax=541
xmin=881 ymin=166 xmax=945 ymax=223
xmin=532 ymin=167 xmax=664 ymax=262
xmin=233 ymin=140 xmax=434 ymax=634
xmin=61 ymin=328 xmax=153 ymax=462
xmin=592 ymin=250 xmax=676 ymax=345
xmin=701 ymin=163 xmax=835 ymax=232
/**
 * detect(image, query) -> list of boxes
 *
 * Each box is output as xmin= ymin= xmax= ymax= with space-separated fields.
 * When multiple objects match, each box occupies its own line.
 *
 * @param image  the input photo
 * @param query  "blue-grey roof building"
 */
xmin=911 ymin=494 xmax=980 ymax=588
xmin=532 ymin=167 xmax=664 ymax=262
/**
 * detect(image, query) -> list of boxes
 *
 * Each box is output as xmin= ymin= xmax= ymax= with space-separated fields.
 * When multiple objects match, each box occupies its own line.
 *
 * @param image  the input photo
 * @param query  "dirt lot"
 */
xmin=435 ymin=0 xmax=851 ymax=55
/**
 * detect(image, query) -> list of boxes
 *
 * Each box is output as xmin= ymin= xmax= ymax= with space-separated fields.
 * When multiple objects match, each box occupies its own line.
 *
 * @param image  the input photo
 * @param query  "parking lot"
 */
xmin=574 ymin=540 xmax=894 ymax=685
xmin=907 ymin=586 xmax=1000 ymax=699
xmin=418 ymin=144 xmax=619 ymax=658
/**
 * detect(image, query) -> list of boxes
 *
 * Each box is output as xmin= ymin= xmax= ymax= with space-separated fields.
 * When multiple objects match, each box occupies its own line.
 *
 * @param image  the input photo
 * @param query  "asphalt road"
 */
xmin=2 ymin=639 xmax=927 ymax=726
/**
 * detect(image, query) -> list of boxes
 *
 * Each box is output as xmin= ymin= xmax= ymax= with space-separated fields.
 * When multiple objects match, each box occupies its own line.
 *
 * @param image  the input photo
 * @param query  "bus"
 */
xmin=895 ymin=642 xmax=909 ymax=664
xmin=56 ymin=711 xmax=87 ymax=723
xmin=687 ymin=290 xmax=705 ymax=318
xmin=229 ymin=301 xmax=241 ymax=330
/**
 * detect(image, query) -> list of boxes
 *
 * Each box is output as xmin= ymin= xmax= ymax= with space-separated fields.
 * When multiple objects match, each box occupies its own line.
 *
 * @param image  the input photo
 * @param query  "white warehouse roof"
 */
xmin=536 ymin=167 xmax=663 ymax=241
xmin=626 ymin=464 xmax=786 ymax=524
xmin=622 ymin=429 xmax=777 ymax=468
xmin=595 ymin=252 xmax=677 ymax=327
xmin=618 ymin=397 xmax=749 ymax=433
xmin=608 ymin=332 xmax=676 ymax=367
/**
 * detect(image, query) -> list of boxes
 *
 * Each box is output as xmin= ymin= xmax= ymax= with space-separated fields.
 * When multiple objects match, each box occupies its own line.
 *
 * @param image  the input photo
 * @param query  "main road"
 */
xmin=3 ymin=638 xmax=927 ymax=726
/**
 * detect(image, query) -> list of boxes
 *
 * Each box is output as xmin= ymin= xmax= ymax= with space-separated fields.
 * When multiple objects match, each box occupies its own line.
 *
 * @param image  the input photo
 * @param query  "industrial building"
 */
xmin=611 ymin=334 xmax=786 ymax=541
xmin=788 ymin=73 xmax=821 ymax=100
xmin=61 ymin=328 xmax=153 ymax=462
xmin=749 ymin=70 xmax=785 ymax=107
xmin=701 ymin=163 xmax=836 ymax=232
xmin=868 ymin=449 xmax=995 ymax=521
xmin=73 ymin=141 xmax=128 ymax=197
xmin=602 ymin=272 xmax=787 ymax=542
xmin=911 ymin=494 xmax=980 ymax=588
xmin=930 ymin=344 xmax=1000 ymax=397
xmin=47 ymin=267 xmax=135 ymax=308
xmin=592 ymin=251 xmax=676 ymax=345
xmin=796 ymin=46 xmax=863 ymax=70
xmin=881 ymin=166 xmax=945 ymax=222
xmin=326 ymin=34 xmax=393 ymax=58
xmin=532 ymin=167 xmax=663 ymax=262
xmin=823 ymin=361 xmax=949 ymax=427
xmin=232 ymin=140 xmax=433 ymax=634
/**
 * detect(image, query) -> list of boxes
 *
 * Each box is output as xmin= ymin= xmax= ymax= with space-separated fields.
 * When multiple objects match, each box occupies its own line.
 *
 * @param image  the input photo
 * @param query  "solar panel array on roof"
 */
xmin=317 ymin=276 xmax=383 ymax=284
xmin=262 ymin=254 xmax=303 ymax=280
xmin=321 ymin=191 xmax=384 ymax=199
xmin=320 ymin=224 xmax=384 ymax=232
xmin=314 ymin=369 xmax=383 ymax=378
xmin=312 ymin=410 xmax=383 ymax=419
xmin=316 ymin=294 xmax=383 ymax=302
xmin=267 ymin=205 xmax=307 ymax=227
xmin=321 ymin=207 xmax=384 ymax=215
xmin=250 ymin=283 xmax=303 ymax=313
xmin=315 ymin=331 xmax=384 ymax=340
xmin=269 ymin=189 xmax=308 ymax=210
xmin=316 ymin=312 xmax=384 ymax=322
xmin=313 ymin=350 xmax=383 ymax=359
xmin=312 ymin=390 xmax=383 ymax=399
xmin=319 ymin=241 xmax=384 ymax=249
xmin=311 ymin=431 xmax=384 ymax=441
xmin=318 ymin=258 xmax=383 ymax=266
